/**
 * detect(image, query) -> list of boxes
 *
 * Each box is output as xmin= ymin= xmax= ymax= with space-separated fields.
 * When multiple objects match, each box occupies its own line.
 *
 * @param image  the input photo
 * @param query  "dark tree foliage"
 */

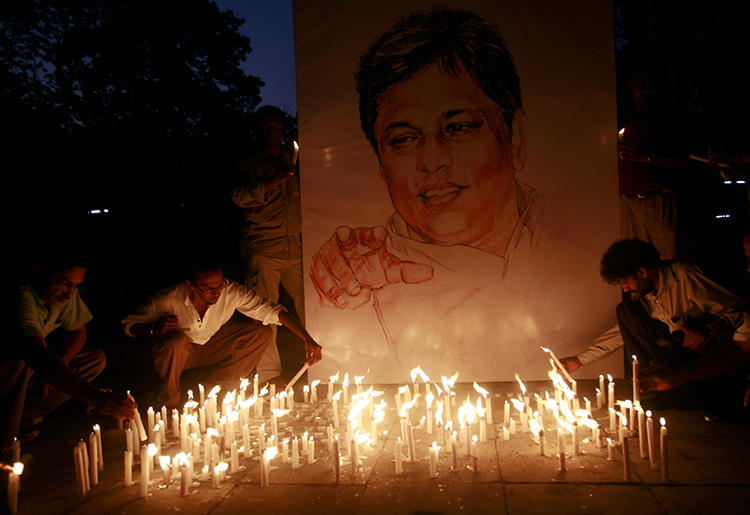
xmin=1 ymin=0 xmax=263 ymax=221
xmin=1 ymin=0 xmax=268 ymax=316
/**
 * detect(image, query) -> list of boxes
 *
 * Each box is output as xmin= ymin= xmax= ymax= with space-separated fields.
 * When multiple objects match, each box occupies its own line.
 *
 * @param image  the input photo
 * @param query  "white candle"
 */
xmin=471 ymin=436 xmax=479 ymax=473
xmin=159 ymin=455 xmax=171 ymax=486
xmin=660 ymin=418 xmax=669 ymax=482
xmin=479 ymin=415 xmax=487 ymax=443
xmin=407 ymin=421 xmax=416 ymax=462
xmin=81 ymin=441 xmax=91 ymax=492
xmin=607 ymin=437 xmax=614 ymax=460
xmin=638 ymin=407 xmax=647 ymax=458
xmin=632 ymin=355 xmax=640 ymax=404
xmin=646 ymin=411 xmax=656 ymax=469
xmin=395 ymin=437 xmax=403 ymax=475
xmin=180 ymin=464 xmax=188 ymax=497
xmin=230 ymin=441 xmax=239 ymax=473
xmin=504 ymin=400 xmax=510 ymax=426
xmin=303 ymin=385 xmax=310 ymax=404
xmin=123 ymin=450 xmax=134 ymax=487
xmin=88 ymin=433 xmax=98 ymax=486
xmin=622 ymin=436 xmax=631 ymax=481
xmin=139 ymin=444 xmax=149 ymax=498
xmin=350 ymin=438 xmax=358 ymax=475
xmin=596 ymin=388 xmax=603 ymax=409
xmin=608 ymin=374 xmax=615 ymax=412
xmin=557 ymin=428 xmax=566 ymax=472
xmin=599 ymin=375 xmax=605 ymax=399
xmin=7 ymin=462 xmax=22 ymax=513
xmin=73 ymin=445 xmax=85 ymax=496
xmin=292 ymin=437 xmax=300 ymax=469
xmin=572 ymin=423 xmax=580 ymax=455
xmin=332 ymin=437 xmax=341 ymax=483
xmin=509 ymin=417 xmax=516 ymax=435
xmin=429 ymin=441 xmax=438 ymax=478
xmin=147 ymin=407 xmax=155 ymax=441
xmin=609 ymin=408 xmax=616 ymax=432
xmin=502 ymin=426 xmax=510 ymax=441
xmin=93 ymin=424 xmax=103 ymax=470
xmin=538 ymin=429 xmax=545 ymax=456
xmin=450 ymin=432 xmax=458 ymax=471
xmin=309 ymin=436 xmax=316 ymax=464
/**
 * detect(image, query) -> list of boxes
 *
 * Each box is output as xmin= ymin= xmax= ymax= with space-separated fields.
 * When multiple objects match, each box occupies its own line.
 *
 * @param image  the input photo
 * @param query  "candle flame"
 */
xmin=240 ymin=378 xmax=249 ymax=390
xmin=660 ymin=417 xmax=666 ymax=426
xmin=159 ymin=455 xmax=171 ymax=470
xmin=207 ymin=385 xmax=221 ymax=398
xmin=441 ymin=372 xmax=459 ymax=392
xmin=311 ymin=379 xmax=321 ymax=388
xmin=332 ymin=390 xmax=343 ymax=402
xmin=12 ymin=462 xmax=23 ymax=475
xmin=271 ymin=409 xmax=290 ymax=418
xmin=619 ymin=128 xmax=625 ymax=136
xmin=293 ymin=140 xmax=299 ymax=151
xmin=400 ymin=394 xmax=419 ymax=417
xmin=514 ymin=373 xmax=527 ymax=394
xmin=607 ymin=374 xmax=613 ymax=382
xmin=646 ymin=410 xmax=652 ymax=417
xmin=342 ymin=373 xmax=350 ymax=388
xmin=329 ymin=372 xmax=339 ymax=383
xmin=147 ymin=443 xmax=157 ymax=456
xmin=472 ymin=381 xmax=489 ymax=398
xmin=410 ymin=365 xmax=430 ymax=383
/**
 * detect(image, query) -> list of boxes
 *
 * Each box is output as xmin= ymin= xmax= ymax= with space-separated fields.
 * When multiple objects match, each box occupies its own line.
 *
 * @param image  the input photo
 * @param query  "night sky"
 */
xmin=213 ymin=0 xmax=298 ymax=115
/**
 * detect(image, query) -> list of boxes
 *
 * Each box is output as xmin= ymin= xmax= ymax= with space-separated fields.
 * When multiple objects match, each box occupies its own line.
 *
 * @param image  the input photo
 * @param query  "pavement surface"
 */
xmin=8 ymin=379 xmax=750 ymax=515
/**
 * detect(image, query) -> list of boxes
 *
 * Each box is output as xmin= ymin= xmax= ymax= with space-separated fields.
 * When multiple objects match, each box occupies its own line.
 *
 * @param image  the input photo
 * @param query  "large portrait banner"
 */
xmin=294 ymin=0 xmax=621 ymax=382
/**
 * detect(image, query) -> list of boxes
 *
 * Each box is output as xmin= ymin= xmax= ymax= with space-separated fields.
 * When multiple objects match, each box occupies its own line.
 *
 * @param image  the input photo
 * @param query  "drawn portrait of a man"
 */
xmin=295 ymin=4 xmax=619 ymax=381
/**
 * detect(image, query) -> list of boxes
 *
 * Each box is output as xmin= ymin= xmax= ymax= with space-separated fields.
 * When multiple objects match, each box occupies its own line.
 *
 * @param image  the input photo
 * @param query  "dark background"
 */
xmin=2 ymin=0 xmax=749 ymax=392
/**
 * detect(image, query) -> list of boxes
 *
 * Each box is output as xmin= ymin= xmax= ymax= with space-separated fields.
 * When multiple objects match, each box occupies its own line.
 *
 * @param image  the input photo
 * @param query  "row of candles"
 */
xmin=60 ymin=350 xmax=670 ymax=501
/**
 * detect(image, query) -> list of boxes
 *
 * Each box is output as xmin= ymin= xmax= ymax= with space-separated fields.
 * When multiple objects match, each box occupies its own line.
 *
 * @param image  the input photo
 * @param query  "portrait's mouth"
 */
xmin=418 ymin=183 xmax=468 ymax=206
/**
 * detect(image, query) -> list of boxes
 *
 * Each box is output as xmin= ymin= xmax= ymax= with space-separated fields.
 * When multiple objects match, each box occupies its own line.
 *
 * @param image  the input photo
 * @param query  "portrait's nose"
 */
xmin=418 ymin=135 xmax=451 ymax=173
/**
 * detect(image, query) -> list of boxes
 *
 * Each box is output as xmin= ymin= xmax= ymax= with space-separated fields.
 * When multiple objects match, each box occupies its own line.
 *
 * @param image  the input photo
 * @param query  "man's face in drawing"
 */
xmin=372 ymin=63 xmax=519 ymax=247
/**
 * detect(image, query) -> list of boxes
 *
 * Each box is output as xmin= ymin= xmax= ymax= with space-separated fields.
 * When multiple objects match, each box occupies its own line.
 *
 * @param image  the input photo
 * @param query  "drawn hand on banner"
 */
xmin=310 ymin=225 xmax=434 ymax=309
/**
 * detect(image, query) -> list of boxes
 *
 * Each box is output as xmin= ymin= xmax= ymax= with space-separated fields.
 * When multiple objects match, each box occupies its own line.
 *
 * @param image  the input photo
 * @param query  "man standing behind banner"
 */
xmin=231 ymin=106 xmax=304 ymax=384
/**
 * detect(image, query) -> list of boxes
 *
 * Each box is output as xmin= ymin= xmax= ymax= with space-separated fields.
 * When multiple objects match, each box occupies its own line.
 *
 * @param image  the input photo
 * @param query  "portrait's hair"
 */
xmin=356 ymin=9 xmax=522 ymax=156
xmin=600 ymin=239 xmax=661 ymax=283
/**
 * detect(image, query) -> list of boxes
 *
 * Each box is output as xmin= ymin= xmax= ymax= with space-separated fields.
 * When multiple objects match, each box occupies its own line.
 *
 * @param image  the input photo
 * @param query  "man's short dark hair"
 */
xmin=187 ymin=257 xmax=223 ymax=282
xmin=253 ymin=105 xmax=287 ymax=128
xmin=356 ymin=9 xmax=522 ymax=157
xmin=600 ymin=239 xmax=662 ymax=283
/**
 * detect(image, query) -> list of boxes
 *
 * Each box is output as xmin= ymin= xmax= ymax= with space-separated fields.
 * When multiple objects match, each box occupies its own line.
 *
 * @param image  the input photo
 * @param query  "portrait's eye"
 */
xmin=384 ymin=129 xmax=421 ymax=154
xmin=443 ymin=118 xmax=483 ymax=139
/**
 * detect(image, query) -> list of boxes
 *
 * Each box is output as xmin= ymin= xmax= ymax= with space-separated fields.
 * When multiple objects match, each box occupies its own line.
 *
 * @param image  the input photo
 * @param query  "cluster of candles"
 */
xmin=57 ymin=349 xmax=671 ymax=503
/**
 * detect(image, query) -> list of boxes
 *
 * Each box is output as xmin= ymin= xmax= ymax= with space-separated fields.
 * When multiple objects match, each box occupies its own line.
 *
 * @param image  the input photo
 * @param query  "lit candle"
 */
xmin=73 ymin=444 xmax=85 ymax=496
xmin=332 ymin=437 xmax=341 ymax=483
xmin=622 ymin=436 xmax=631 ymax=481
xmin=407 ymin=420 xmax=416 ymax=462
xmin=504 ymin=400 xmax=510 ymax=426
xmin=538 ymin=429 xmax=545 ymax=456
xmin=124 ymin=450 xmax=134 ymax=487
xmin=201 ymin=465 xmax=209 ymax=482
xmin=88 ymin=433 xmax=99 ymax=486
xmin=159 ymin=455 xmax=171 ymax=486
xmin=660 ymin=418 xmax=669 ymax=482
xmin=311 ymin=380 xmax=320 ymax=403
xmin=510 ymin=417 xmax=516 ymax=435
xmin=147 ymin=407 xmax=155 ymax=441
xmin=632 ymin=356 xmax=640 ymax=405
xmin=80 ymin=440 xmax=91 ymax=492
xmin=646 ymin=411 xmax=656 ymax=469
xmin=292 ymin=437 xmax=300 ymax=469
xmin=572 ymin=422 xmax=580 ymax=455
xmin=502 ymin=426 xmax=510 ymax=441
xmin=609 ymin=408 xmax=616 ymax=432
xmin=395 ymin=437 xmax=403 ymax=475
xmin=557 ymin=428 xmax=566 ymax=471
xmin=7 ymin=462 xmax=23 ymax=513
xmin=180 ymin=464 xmax=188 ymax=497
xmin=450 ymin=431 xmax=458 ymax=471
xmin=584 ymin=397 xmax=592 ymax=414
xmin=350 ymin=437 xmax=358 ymax=475
xmin=139 ymin=444 xmax=149 ymax=498
xmin=309 ymin=436 xmax=316 ymax=464
xmin=596 ymin=388 xmax=603 ymax=409
xmin=230 ymin=441 xmax=239 ymax=473
xmin=303 ymin=385 xmax=310 ymax=404
xmin=470 ymin=435 xmax=478 ymax=473
xmin=93 ymin=424 xmax=103 ymax=470
xmin=607 ymin=374 xmax=615 ymax=412
xmin=607 ymin=437 xmax=614 ymax=461
xmin=637 ymin=406 xmax=647 ymax=459
xmin=429 ymin=441 xmax=439 ymax=478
